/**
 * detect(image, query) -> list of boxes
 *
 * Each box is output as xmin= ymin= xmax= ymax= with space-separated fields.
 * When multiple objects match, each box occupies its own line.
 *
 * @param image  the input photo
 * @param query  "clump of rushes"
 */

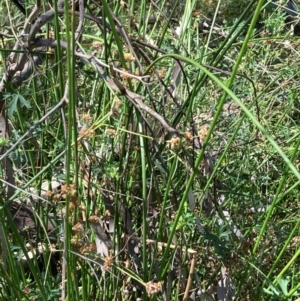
xmin=3 ymin=0 xmax=300 ymax=299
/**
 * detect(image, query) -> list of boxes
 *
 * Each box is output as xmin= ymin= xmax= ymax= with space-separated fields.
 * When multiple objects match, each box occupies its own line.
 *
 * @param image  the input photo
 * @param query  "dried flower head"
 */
xmin=104 ymin=210 xmax=111 ymax=217
xmin=79 ymin=126 xmax=88 ymax=137
xmin=103 ymin=253 xmax=113 ymax=271
xmin=198 ymin=125 xmax=209 ymax=142
xmin=134 ymin=70 xmax=143 ymax=76
xmin=192 ymin=10 xmax=200 ymax=17
xmin=184 ymin=131 xmax=193 ymax=144
xmin=114 ymin=98 xmax=122 ymax=107
xmin=69 ymin=186 xmax=77 ymax=198
xmin=46 ymin=190 xmax=53 ymax=197
xmin=79 ymin=126 xmax=95 ymax=139
xmin=157 ymin=69 xmax=166 ymax=79
xmin=124 ymin=53 xmax=135 ymax=62
xmin=144 ymin=281 xmax=162 ymax=297
xmin=106 ymin=128 xmax=116 ymax=138
xmin=92 ymin=41 xmax=103 ymax=50
xmin=89 ymin=215 xmax=100 ymax=223
xmin=80 ymin=243 xmax=96 ymax=254
xmin=81 ymin=114 xmax=93 ymax=122
xmin=79 ymin=204 xmax=86 ymax=211
xmin=52 ymin=193 xmax=61 ymax=202
xmin=120 ymin=70 xmax=131 ymax=80
xmin=72 ymin=222 xmax=84 ymax=235
xmin=169 ymin=137 xmax=180 ymax=149
xmin=61 ymin=184 xmax=77 ymax=197
xmin=70 ymin=236 xmax=84 ymax=248
xmin=48 ymin=30 xmax=55 ymax=39
xmin=69 ymin=202 xmax=76 ymax=212
xmin=61 ymin=184 xmax=67 ymax=193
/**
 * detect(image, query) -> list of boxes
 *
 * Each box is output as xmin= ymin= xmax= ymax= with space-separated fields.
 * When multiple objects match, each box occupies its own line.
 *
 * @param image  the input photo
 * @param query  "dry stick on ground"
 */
xmin=183 ymin=253 xmax=196 ymax=301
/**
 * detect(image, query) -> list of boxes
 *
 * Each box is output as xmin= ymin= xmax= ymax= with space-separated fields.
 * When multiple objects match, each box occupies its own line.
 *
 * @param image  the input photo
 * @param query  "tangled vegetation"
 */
xmin=0 ymin=0 xmax=299 ymax=300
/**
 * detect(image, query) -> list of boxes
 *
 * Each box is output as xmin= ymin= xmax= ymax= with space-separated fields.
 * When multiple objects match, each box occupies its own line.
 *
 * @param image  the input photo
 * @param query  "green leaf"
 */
xmin=7 ymin=93 xmax=31 ymax=117
xmin=17 ymin=94 xmax=31 ymax=109
xmin=278 ymin=278 xmax=289 ymax=296
xmin=7 ymin=95 xmax=19 ymax=117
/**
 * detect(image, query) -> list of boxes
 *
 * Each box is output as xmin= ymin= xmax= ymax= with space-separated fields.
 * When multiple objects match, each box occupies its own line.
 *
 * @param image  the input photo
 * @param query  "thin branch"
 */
xmin=75 ymin=0 xmax=85 ymax=41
